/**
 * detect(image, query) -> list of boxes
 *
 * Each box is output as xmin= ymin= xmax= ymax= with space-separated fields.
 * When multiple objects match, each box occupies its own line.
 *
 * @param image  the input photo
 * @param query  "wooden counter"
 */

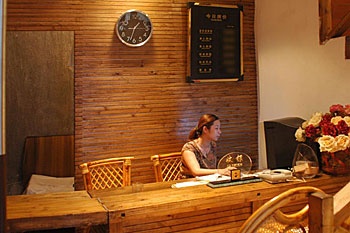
xmin=6 ymin=191 xmax=107 ymax=232
xmin=89 ymin=175 xmax=350 ymax=233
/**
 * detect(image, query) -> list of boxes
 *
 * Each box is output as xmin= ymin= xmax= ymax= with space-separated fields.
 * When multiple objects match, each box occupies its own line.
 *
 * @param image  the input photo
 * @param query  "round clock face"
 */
xmin=116 ymin=10 xmax=153 ymax=47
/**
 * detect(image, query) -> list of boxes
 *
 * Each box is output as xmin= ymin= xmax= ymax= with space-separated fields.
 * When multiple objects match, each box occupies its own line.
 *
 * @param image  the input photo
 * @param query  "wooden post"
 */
xmin=309 ymin=192 xmax=334 ymax=233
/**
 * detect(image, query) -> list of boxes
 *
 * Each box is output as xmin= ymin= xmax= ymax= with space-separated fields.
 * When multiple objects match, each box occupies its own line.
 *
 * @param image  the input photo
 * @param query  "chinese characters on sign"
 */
xmin=225 ymin=153 xmax=244 ymax=168
xmin=205 ymin=13 xmax=228 ymax=21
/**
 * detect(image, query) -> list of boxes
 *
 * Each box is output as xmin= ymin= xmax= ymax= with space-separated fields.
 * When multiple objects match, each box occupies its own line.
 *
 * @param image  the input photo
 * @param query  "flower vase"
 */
xmin=321 ymin=150 xmax=350 ymax=176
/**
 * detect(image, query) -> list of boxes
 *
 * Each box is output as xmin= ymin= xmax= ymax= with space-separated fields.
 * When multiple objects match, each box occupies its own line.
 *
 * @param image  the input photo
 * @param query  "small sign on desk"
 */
xmin=207 ymin=176 xmax=262 ymax=188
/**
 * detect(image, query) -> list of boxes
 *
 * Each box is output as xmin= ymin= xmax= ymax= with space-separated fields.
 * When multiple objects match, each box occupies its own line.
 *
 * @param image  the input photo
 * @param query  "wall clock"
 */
xmin=116 ymin=10 xmax=153 ymax=47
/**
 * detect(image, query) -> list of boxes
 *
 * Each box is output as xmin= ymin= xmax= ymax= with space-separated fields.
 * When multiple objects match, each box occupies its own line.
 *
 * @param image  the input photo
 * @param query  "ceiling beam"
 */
xmin=319 ymin=0 xmax=332 ymax=44
xmin=327 ymin=11 xmax=350 ymax=39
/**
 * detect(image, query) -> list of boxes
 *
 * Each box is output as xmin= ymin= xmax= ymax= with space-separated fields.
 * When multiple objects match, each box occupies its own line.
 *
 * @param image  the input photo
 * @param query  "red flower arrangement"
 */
xmin=295 ymin=104 xmax=350 ymax=153
xmin=295 ymin=104 xmax=350 ymax=175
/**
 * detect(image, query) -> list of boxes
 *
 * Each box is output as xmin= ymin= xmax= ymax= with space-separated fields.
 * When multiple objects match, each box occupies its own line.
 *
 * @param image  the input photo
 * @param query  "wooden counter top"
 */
xmin=89 ymin=174 xmax=350 ymax=233
xmin=6 ymin=190 xmax=107 ymax=232
xmin=6 ymin=175 xmax=349 ymax=233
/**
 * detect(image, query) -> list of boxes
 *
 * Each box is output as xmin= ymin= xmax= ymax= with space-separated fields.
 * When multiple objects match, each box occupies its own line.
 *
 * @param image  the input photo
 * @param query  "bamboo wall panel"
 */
xmin=7 ymin=0 xmax=258 ymax=189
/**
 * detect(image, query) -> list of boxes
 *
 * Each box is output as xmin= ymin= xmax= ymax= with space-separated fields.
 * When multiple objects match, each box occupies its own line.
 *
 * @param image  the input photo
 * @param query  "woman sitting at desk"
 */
xmin=181 ymin=113 xmax=232 ymax=178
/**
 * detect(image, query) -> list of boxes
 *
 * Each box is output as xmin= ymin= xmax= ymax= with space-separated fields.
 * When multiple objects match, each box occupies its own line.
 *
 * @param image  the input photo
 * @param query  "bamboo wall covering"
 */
xmin=7 ymin=0 xmax=258 ymax=190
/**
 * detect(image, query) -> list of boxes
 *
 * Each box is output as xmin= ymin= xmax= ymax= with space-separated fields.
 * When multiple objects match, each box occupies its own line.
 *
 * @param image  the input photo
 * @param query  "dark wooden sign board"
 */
xmin=187 ymin=2 xmax=243 ymax=83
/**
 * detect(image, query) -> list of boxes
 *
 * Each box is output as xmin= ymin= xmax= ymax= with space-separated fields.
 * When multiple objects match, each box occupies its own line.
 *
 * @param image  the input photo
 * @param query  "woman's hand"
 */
xmin=217 ymin=167 xmax=236 ymax=176
xmin=218 ymin=168 xmax=231 ymax=176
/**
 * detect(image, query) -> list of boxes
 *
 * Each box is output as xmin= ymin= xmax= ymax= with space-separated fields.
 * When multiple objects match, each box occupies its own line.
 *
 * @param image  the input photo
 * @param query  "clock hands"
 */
xmin=129 ymin=22 xmax=140 ymax=40
xmin=128 ymin=22 xmax=140 ymax=30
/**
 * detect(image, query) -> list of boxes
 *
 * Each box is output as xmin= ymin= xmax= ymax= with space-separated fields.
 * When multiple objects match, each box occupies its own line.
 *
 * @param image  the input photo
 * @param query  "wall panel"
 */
xmin=7 ymin=0 xmax=258 ymax=189
xmin=6 ymin=31 xmax=74 ymax=193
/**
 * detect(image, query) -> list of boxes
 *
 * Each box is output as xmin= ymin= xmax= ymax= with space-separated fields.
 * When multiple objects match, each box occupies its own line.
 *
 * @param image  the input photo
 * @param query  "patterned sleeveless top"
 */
xmin=181 ymin=140 xmax=217 ymax=177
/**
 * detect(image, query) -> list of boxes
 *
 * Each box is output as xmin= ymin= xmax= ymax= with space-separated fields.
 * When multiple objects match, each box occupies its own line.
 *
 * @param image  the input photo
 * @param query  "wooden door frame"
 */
xmin=1 ymin=0 xmax=7 ymax=231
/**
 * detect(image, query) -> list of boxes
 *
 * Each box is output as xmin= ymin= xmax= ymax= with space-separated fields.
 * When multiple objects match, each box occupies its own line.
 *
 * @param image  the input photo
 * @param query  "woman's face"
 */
xmin=206 ymin=120 xmax=221 ymax=141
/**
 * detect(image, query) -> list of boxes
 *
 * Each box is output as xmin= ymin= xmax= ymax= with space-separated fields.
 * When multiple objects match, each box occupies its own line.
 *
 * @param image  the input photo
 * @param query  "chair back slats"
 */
xmin=79 ymin=157 xmax=133 ymax=191
xmin=238 ymin=186 xmax=327 ymax=233
xmin=151 ymin=152 xmax=183 ymax=182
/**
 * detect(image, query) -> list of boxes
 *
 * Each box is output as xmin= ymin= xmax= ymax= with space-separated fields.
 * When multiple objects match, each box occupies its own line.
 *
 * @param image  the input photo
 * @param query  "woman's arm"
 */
xmin=182 ymin=150 xmax=231 ymax=176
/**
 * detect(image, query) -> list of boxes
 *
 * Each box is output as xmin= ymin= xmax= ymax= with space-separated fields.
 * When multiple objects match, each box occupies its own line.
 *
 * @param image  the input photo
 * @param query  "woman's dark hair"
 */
xmin=188 ymin=114 xmax=219 ymax=140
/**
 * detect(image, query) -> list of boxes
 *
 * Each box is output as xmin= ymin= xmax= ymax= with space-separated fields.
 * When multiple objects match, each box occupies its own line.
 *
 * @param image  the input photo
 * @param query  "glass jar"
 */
xmin=292 ymin=143 xmax=319 ymax=179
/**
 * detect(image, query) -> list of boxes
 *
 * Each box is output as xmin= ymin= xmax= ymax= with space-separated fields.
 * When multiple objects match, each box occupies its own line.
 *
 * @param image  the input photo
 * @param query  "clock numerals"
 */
xmin=116 ymin=10 xmax=153 ymax=47
xmin=143 ymin=21 xmax=151 ymax=31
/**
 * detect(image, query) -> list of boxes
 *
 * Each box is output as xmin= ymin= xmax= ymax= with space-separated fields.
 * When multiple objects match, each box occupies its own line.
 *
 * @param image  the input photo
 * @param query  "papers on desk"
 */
xmin=196 ymin=173 xmax=231 ymax=182
xmin=171 ymin=180 xmax=208 ymax=188
xmin=171 ymin=174 xmax=231 ymax=188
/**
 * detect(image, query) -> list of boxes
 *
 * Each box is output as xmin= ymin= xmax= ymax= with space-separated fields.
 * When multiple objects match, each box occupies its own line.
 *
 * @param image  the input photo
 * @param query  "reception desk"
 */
xmin=6 ymin=175 xmax=349 ymax=233
xmin=89 ymin=174 xmax=350 ymax=233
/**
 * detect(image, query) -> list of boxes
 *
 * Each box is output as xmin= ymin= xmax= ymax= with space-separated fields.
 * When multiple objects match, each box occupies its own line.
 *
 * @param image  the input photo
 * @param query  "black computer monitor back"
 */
xmin=264 ymin=117 xmax=305 ymax=170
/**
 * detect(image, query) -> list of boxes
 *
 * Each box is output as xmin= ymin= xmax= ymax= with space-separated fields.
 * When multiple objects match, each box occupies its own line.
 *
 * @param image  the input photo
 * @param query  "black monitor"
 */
xmin=264 ymin=117 xmax=305 ymax=170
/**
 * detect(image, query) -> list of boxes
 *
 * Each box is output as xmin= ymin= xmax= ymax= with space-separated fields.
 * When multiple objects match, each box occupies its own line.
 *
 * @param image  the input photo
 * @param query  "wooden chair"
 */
xmin=151 ymin=152 xmax=183 ymax=182
xmin=333 ymin=182 xmax=350 ymax=233
xmin=238 ymin=186 xmax=332 ymax=233
xmin=79 ymin=157 xmax=134 ymax=191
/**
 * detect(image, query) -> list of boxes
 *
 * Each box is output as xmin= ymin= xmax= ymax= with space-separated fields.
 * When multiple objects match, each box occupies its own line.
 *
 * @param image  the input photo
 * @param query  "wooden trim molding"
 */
xmin=346 ymin=36 xmax=350 ymax=59
xmin=319 ymin=0 xmax=332 ymax=44
xmin=319 ymin=0 xmax=350 ymax=43
xmin=327 ymin=11 xmax=350 ymax=39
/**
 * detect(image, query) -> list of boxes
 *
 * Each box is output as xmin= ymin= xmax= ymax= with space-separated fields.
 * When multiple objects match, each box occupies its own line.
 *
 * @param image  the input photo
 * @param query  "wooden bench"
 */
xmin=6 ymin=191 xmax=107 ymax=232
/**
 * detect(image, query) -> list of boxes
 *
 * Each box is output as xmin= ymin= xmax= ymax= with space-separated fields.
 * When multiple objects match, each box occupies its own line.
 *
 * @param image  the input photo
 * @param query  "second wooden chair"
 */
xmin=238 ymin=186 xmax=330 ymax=233
xmin=79 ymin=157 xmax=134 ymax=191
xmin=151 ymin=152 xmax=183 ymax=182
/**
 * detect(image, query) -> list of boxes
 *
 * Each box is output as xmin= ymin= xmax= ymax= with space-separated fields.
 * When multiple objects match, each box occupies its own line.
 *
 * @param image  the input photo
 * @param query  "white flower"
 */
xmin=295 ymin=127 xmax=305 ymax=142
xmin=318 ymin=135 xmax=337 ymax=153
xmin=334 ymin=135 xmax=350 ymax=151
xmin=301 ymin=120 xmax=308 ymax=129
xmin=307 ymin=112 xmax=322 ymax=127
xmin=343 ymin=116 xmax=350 ymax=127
xmin=331 ymin=116 xmax=343 ymax=125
